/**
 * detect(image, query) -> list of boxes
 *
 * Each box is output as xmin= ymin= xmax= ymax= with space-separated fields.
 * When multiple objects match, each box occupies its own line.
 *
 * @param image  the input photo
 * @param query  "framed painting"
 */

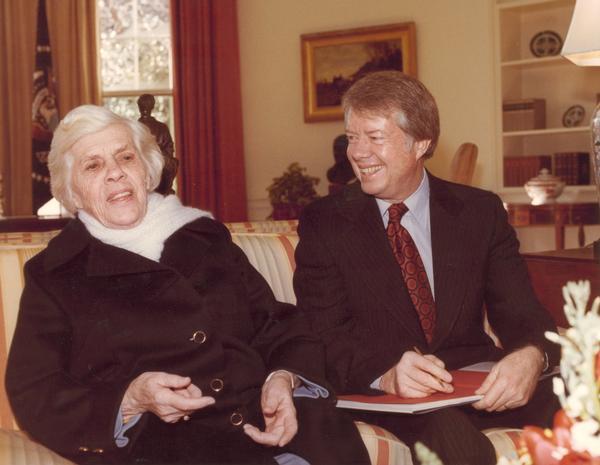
xmin=301 ymin=22 xmax=417 ymax=123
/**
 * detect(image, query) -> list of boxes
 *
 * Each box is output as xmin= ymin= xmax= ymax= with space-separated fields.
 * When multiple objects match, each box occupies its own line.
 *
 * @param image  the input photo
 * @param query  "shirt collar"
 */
xmin=376 ymin=169 xmax=430 ymax=225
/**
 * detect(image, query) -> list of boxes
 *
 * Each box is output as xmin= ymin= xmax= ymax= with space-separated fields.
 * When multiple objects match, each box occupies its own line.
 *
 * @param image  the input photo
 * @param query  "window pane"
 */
xmin=100 ymin=38 xmax=136 ymax=90
xmin=98 ymin=0 xmax=172 ymax=91
xmin=99 ymin=0 xmax=134 ymax=38
xmin=139 ymin=38 xmax=171 ymax=88
xmin=138 ymin=0 xmax=170 ymax=35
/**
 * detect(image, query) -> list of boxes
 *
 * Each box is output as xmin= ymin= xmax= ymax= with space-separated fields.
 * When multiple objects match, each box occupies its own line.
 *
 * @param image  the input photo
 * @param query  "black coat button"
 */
xmin=210 ymin=378 xmax=224 ymax=392
xmin=230 ymin=412 xmax=243 ymax=426
xmin=189 ymin=330 xmax=207 ymax=344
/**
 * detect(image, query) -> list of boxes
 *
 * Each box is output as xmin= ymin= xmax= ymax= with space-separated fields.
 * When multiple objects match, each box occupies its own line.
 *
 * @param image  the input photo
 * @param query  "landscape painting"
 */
xmin=301 ymin=23 xmax=416 ymax=122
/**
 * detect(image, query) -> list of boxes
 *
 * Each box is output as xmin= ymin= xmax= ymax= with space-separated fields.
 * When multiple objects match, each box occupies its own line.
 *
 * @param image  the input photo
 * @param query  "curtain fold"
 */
xmin=171 ymin=0 xmax=247 ymax=222
xmin=0 ymin=0 xmax=37 ymax=215
xmin=0 ymin=0 xmax=98 ymax=216
xmin=47 ymin=0 xmax=100 ymax=114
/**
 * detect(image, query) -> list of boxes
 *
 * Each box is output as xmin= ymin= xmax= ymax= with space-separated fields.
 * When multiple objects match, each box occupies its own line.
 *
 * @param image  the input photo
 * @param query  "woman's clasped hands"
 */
xmin=121 ymin=371 xmax=216 ymax=424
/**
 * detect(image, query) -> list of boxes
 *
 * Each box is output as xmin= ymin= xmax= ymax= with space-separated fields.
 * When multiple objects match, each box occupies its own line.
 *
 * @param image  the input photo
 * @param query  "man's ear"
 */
xmin=414 ymin=140 xmax=431 ymax=160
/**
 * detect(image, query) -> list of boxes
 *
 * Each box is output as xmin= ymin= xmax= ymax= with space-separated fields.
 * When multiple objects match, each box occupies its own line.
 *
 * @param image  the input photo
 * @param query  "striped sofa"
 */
xmin=0 ymin=221 xmax=522 ymax=465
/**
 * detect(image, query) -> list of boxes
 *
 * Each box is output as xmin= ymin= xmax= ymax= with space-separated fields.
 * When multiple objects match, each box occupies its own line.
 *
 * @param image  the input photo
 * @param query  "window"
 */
xmin=97 ymin=0 xmax=174 ymax=131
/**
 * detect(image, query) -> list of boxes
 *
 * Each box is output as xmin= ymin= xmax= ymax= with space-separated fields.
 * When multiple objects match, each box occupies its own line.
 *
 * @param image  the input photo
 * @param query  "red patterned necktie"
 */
xmin=386 ymin=203 xmax=436 ymax=343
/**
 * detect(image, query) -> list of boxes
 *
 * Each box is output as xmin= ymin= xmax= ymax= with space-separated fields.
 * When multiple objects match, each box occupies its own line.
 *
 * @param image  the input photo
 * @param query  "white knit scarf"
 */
xmin=78 ymin=193 xmax=212 ymax=261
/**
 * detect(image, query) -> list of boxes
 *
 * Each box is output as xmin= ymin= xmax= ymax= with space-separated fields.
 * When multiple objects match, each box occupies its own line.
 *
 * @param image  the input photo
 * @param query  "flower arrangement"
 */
xmin=515 ymin=280 xmax=600 ymax=465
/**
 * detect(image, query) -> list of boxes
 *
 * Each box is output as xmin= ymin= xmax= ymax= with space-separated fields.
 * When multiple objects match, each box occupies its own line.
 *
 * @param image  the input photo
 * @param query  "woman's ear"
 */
xmin=71 ymin=192 xmax=83 ymax=210
xmin=414 ymin=139 xmax=431 ymax=160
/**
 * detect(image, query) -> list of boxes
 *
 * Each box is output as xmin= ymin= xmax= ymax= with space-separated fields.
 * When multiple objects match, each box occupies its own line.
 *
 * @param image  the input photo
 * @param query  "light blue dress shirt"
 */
xmin=375 ymin=169 xmax=435 ymax=296
xmin=371 ymin=170 xmax=435 ymax=389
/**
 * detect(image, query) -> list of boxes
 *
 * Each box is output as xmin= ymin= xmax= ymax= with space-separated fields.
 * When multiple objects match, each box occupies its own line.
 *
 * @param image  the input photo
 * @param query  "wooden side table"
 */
xmin=506 ymin=202 xmax=599 ymax=250
xmin=523 ymin=247 xmax=600 ymax=327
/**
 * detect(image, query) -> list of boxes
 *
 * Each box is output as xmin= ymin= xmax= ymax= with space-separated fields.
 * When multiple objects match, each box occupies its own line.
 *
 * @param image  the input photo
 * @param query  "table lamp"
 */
xmin=561 ymin=0 xmax=600 ymax=256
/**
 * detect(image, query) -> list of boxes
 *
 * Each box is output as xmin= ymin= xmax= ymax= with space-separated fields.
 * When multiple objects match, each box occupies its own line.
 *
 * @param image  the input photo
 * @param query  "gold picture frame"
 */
xmin=301 ymin=22 xmax=417 ymax=123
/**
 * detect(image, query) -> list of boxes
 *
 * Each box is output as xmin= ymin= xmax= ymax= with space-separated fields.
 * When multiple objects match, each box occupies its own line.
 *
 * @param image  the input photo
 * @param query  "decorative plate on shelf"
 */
xmin=529 ymin=30 xmax=563 ymax=57
xmin=562 ymin=105 xmax=585 ymax=127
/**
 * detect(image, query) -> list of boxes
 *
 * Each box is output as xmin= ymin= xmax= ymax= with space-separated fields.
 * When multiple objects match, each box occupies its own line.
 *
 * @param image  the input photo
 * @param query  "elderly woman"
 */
xmin=6 ymin=105 xmax=369 ymax=465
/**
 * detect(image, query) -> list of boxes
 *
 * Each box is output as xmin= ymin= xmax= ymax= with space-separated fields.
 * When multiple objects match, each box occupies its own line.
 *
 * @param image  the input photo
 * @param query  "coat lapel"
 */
xmin=428 ymin=175 xmax=470 ymax=351
xmin=44 ymin=217 xmax=216 ymax=278
xmin=159 ymin=218 xmax=219 ymax=277
xmin=43 ymin=219 xmax=163 ymax=276
xmin=337 ymin=184 xmax=425 ymax=343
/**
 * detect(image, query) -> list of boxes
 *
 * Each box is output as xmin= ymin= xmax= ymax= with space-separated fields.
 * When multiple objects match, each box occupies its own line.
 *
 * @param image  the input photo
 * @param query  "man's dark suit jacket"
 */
xmin=6 ymin=217 xmax=368 ymax=465
xmin=293 ymin=173 xmax=560 ymax=394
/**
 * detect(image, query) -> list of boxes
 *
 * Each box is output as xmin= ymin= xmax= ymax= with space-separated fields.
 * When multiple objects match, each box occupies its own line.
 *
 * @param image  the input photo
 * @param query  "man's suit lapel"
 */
xmin=337 ymin=184 xmax=426 ymax=343
xmin=428 ymin=174 xmax=470 ymax=351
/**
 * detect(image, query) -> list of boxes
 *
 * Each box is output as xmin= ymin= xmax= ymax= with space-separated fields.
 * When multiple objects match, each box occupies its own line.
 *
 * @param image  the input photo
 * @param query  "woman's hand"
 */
xmin=243 ymin=371 xmax=298 ymax=447
xmin=121 ymin=372 xmax=215 ymax=423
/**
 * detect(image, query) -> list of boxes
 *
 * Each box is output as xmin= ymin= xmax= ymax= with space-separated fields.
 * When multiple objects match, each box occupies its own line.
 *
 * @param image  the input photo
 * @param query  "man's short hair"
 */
xmin=342 ymin=71 xmax=440 ymax=158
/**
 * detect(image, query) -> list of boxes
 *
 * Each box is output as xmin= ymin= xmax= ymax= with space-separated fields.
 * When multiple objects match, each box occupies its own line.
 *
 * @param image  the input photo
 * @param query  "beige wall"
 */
xmin=238 ymin=0 xmax=497 ymax=220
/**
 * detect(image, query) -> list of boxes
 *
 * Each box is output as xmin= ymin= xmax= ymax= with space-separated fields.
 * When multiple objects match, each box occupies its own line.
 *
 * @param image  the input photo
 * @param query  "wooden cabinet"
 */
xmin=494 ymin=0 xmax=600 ymax=201
xmin=523 ymin=247 xmax=600 ymax=327
xmin=507 ymin=202 xmax=599 ymax=248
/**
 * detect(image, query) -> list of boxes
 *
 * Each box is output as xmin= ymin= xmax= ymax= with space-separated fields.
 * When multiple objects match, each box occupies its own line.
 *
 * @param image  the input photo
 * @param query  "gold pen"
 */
xmin=413 ymin=346 xmax=449 ymax=391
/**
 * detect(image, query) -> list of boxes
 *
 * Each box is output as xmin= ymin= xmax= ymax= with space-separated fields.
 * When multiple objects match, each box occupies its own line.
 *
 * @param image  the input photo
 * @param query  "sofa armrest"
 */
xmin=0 ymin=429 xmax=75 ymax=465
xmin=355 ymin=421 xmax=523 ymax=465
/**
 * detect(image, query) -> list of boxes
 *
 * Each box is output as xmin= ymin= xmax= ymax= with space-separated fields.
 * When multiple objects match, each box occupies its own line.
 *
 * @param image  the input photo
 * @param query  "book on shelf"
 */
xmin=336 ymin=362 xmax=559 ymax=415
xmin=503 ymin=155 xmax=551 ymax=187
xmin=553 ymin=152 xmax=590 ymax=185
xmin=502 ymin=99 xmax=546 ymax=132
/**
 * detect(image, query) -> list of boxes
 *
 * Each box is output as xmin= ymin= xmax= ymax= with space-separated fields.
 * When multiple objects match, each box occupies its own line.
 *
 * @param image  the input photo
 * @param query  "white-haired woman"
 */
xmin=6 ymin=105 xmax=369 ymax=465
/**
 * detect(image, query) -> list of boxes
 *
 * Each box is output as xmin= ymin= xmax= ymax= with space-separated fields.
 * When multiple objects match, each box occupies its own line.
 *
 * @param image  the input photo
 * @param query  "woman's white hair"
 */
xmin=48 ymin=104 xmax=165 ymax=213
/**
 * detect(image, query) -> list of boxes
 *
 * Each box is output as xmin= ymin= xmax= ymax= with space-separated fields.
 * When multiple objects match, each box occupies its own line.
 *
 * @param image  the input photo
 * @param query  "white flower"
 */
xmin=571 ymin=419 xmax=600 ymax=455
xmin=498 ymin=281 xmax=600 ymax=465
xmin=546 ymin=281 xmax=600 ymax=423
xmin=551 ymin=446 xmax=569 ymax=461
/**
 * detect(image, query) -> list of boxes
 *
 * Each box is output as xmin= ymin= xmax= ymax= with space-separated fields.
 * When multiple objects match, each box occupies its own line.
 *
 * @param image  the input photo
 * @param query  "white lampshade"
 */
xmin=561 ymin=0 xmax=600 ymax=66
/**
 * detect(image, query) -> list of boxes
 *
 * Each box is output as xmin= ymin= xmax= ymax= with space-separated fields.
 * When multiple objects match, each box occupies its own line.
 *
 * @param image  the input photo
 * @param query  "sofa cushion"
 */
xmin=483 ymin=427 xmax=523 ymax=462
xmin=224 ymin=220 xmax=298 ymax=234
xmin=231 ymin=233 xmax=299 ymax=304
xmin=0 ymin=231 xmax=61 ymax=246
xmin=354 ymin=421 xmax=412 ymax=465
xmin=0 ymin=245 xmax=47 ymax=430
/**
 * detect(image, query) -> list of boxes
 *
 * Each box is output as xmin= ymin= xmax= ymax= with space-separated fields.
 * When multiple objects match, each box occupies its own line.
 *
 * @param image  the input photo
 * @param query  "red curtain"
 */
xmin=171 ymin=0 xmax=247 ymax=221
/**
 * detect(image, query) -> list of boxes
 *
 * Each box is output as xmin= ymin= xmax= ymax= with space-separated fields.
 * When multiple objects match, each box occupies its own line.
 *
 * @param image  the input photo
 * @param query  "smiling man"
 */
xmin=293 ymin=71 xmax=560 ymax=465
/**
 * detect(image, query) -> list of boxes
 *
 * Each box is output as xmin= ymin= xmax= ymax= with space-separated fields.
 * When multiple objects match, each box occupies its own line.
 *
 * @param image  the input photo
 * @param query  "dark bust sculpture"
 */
xmin=137 ymin=94 xmax=178 ymax=195
xmin=326 ymin=134 xmax=355 ymax=194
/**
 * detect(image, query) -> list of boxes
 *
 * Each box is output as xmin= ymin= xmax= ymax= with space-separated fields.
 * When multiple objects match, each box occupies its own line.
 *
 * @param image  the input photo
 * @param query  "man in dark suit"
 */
xmin=293 ymin=71 xmax=560 ymax=465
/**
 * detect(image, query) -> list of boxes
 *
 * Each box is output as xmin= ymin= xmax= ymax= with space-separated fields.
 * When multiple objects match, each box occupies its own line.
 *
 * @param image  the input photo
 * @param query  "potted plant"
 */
xmin=266 ymin=163 xmax=320 ymax=220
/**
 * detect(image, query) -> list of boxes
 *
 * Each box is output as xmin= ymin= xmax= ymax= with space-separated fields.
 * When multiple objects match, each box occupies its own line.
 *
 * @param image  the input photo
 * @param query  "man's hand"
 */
xmin=473 ymin=345 xmax=544 ymax=412
xmin=243 ymin=371 xmax=298 ymax=447
xmin=121 ymin=372 xmax=215 ymax=423
xmin=379 ymin=350 xmax=454 ymax=397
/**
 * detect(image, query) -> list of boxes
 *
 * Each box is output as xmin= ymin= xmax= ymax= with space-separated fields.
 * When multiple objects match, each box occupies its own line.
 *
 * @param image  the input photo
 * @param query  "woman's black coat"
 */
xmin=6 ymin=218 xmax=368 ymax=465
